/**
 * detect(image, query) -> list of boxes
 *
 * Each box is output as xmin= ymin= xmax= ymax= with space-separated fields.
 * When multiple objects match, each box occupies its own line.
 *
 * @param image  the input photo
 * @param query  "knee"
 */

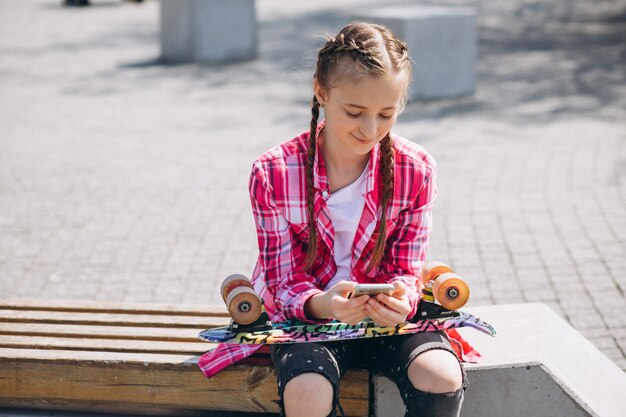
xmin=284 ymin=373 xmax=334 ymax=417
xmin=407 ymin=349 xmax=463 ymax=394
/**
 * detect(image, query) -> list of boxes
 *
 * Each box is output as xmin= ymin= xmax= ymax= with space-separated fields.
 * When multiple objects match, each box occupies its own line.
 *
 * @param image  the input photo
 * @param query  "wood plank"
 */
xmin=0 ymin=347 xmax=273 ymax=367
xmin=0 ymin=309 xmax=230 ymax=328
xmin=0 ymin=322 xmax=204 ymax=342
xmin=0 ymin=335 xmax=210 ymax=355
xmin=0 ymin=357 xmax=279 ymax=412
xmin=0 ymin=400 xmax=240 ymax=417
xmin=0 ymin=298 xmax=229 ymax=316
xmin=0 ymin=356 xmax=369 ymax=416
xmin=0 ymin=347 xmax=205 ymax=364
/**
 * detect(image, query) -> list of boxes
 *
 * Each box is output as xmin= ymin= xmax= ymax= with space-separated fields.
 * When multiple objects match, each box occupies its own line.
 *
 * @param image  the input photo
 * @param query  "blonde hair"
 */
xmin=304 ymin=22 xmax=412 ymax=273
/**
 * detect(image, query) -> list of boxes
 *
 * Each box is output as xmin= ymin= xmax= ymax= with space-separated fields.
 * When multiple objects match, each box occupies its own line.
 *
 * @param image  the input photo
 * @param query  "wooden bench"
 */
xmin=0 ymin=299 xmax=369 ymax=416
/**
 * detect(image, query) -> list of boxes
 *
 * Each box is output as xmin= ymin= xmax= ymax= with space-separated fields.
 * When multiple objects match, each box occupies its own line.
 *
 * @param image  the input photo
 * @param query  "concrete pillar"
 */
xmin=160 ymin=0 xmax=257 ymax=64
xmin=355 ymin=6 xmax=477 ymax=100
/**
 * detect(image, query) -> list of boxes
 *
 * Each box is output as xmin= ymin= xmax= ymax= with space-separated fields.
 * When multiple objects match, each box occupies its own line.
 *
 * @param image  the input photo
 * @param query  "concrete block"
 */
xmin=374 ymin=303 xmax=626 ymax=417
xmin=160 ymin=0 xmax=257 ymax=64
xmin=354 ymin=6 xmax=476 ymax=99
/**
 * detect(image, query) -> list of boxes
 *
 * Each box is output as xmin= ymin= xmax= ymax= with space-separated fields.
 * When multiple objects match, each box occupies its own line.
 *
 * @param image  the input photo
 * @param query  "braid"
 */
xmin=366 ymin=134 xmax=395 ymax=273
xmin=319 ymin=35 xmax=385 ymax=75
xmin=303 ymin=95 xmax=320 ymax=272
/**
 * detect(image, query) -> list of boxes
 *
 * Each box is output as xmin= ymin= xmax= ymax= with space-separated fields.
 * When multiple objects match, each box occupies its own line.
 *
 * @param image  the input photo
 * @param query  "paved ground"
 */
xmin=0 ymin=0 xmax=624 ymax=389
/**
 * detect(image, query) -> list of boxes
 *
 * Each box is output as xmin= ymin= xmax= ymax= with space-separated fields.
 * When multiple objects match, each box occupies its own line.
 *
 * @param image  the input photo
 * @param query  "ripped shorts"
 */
xmin=270 ymin=330 xmax=468 ymax=417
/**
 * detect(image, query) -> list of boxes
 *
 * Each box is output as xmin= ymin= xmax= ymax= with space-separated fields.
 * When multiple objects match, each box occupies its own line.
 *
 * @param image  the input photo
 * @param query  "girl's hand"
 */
xmin=364 ymin=281 xmax=411 ymax=327
xmin=323 ymin=281 xmax=369 ymax=325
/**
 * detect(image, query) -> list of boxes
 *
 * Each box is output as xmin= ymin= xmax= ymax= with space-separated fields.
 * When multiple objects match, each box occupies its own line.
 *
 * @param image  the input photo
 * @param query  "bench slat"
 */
xmin=0 ymin=335 xmax=209 ymax=355
xmin=0 ymin=298 xmax=229 ymax=316
xmin=0 ymin=347 xmax=274 ymax=366
xmin=0 ymin=347 xmax=204 ymax=364
xmin=0 ymin=356 xmax=278 ymax=411
xmin=0 ymin=309 xmax=230 ymax=328
xmin=0 ymin=322 xmax=204 ymax=342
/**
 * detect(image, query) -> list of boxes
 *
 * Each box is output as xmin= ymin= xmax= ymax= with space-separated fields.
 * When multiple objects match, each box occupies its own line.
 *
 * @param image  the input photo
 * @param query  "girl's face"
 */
xmin=314 ymin=70 xmax=408 ymax=158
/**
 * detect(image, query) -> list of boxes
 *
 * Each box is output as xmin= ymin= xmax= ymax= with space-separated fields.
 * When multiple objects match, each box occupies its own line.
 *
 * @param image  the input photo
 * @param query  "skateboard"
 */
xmin=198 ymin=262 xmax=496 ymax=345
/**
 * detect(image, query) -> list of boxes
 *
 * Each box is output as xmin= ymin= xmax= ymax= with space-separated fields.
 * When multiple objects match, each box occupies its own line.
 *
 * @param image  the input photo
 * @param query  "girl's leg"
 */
xmin=407 ymin=349 xmax=463 ymax=394
xmin=364 ymin=332 xmax=468 ymax=417
xmin=270 ymin=342 xmax=354 ymax=417
xmin=403 ymin=347 xmax=465 ymax=417
xmin=284 ymin=372 xmax=333 ymax=417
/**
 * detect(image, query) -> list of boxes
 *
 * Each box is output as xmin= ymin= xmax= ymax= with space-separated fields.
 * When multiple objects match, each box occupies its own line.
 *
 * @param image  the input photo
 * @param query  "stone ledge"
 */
xmin=353 ymin=5 xmax=477 ymax=100
xmin=160 ymin=0 xmax=257 ymax=64
xmin=375 ymin=303 xmax=626 ymax=417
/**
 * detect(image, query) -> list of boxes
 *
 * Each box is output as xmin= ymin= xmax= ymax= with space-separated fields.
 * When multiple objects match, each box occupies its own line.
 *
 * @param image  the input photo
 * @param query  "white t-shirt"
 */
xmin=324 ymin=164 xmax=368 ymax=290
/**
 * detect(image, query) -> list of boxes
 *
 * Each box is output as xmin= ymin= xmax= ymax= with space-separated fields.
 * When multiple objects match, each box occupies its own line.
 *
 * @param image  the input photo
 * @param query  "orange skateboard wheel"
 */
xmin=421 ymin=261 xmax=454 ymax=285
xmin=225 ymin=286 xmax=263 ymax=325
xmin=221 ymin=274 xmax=254 ymax=303
xmin=432 ymin=272 xmax=470 ymax=310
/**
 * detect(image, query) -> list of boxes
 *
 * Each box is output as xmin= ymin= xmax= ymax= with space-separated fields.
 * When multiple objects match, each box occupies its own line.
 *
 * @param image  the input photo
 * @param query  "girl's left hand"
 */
xmin=364 ymin=281 xmax=412 ymax=327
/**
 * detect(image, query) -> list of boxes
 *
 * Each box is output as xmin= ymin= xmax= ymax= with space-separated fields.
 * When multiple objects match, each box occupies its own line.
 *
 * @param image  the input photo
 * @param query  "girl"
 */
xmin=199 ymin=22 xmax=476 ymax=417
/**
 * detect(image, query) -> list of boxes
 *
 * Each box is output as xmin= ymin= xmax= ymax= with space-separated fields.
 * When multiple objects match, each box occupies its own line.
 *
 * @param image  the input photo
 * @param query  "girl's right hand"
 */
xmin=323 ymin=281 xmax=369 ymax=325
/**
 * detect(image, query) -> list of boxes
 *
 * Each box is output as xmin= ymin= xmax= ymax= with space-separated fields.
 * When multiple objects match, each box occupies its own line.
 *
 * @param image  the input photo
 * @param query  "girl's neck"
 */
xmin=319 ymin=130 xmax=369 ymax=192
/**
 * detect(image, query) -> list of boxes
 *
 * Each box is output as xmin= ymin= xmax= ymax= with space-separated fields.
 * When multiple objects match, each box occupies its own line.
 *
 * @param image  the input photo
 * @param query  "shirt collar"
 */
xmin=313 ymin=119 xmax=380 ymax=195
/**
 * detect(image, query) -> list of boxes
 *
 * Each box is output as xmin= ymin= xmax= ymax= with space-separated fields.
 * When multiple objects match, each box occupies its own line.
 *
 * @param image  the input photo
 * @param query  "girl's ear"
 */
xmin=313 ymin=77 xmax=328 ymax=107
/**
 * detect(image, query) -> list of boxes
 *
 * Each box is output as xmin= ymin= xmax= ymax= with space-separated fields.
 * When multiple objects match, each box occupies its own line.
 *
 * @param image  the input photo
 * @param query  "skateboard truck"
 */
xmin=221 ymin=274 xmax=273 ymax=332
xmin=411 ymin=286 xmax=460 ymax=321
xmin=228 ymin=302 xmax=273 ymax=332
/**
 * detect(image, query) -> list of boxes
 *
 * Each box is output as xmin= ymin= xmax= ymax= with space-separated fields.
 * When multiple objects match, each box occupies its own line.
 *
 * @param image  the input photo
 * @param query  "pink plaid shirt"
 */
xmin=198 ymin=121 xmax=476 ymax=378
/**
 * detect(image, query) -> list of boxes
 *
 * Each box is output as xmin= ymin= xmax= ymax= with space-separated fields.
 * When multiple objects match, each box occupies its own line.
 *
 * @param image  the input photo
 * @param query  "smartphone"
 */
xmin=351 ymin=283 xmax=394 ymax=298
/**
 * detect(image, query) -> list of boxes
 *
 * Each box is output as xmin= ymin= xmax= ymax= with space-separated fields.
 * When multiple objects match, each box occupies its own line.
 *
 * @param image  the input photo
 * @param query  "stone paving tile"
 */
xmin=0 ymin=0 xmax=625 ymax=373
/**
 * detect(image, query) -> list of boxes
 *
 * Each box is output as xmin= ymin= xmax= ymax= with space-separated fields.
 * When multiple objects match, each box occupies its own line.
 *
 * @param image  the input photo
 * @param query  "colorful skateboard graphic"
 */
xmin=199 ymin=261 xmax=496 ymax=345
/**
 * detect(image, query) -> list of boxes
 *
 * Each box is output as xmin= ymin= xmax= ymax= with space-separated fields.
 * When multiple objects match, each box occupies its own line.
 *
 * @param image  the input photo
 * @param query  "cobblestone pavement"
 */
xmin=0 ymin=0 xmax=624 ymax=371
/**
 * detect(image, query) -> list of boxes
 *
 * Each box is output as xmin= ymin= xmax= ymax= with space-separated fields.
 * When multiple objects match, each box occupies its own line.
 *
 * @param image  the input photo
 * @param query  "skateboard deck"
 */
xmin=200 ymin=261 xmax=496 ymax=345
xmin=199 ymin=309 xmax=496 ymax=345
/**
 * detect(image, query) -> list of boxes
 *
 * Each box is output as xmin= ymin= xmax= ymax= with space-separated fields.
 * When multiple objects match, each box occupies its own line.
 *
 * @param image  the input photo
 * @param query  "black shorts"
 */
xmin=270 ymin=331 xmax=467 ymax=417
